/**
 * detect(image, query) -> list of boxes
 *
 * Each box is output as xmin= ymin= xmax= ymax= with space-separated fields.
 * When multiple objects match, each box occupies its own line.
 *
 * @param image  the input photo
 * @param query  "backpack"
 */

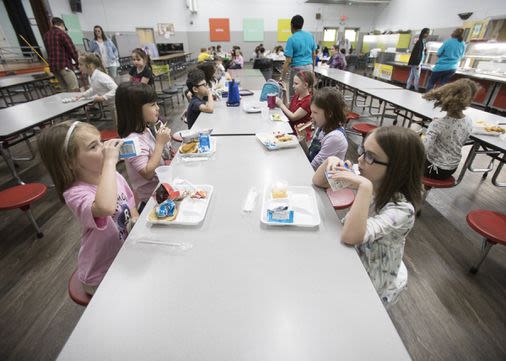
xmin=260 ymin=79 xmax=282 ymax=101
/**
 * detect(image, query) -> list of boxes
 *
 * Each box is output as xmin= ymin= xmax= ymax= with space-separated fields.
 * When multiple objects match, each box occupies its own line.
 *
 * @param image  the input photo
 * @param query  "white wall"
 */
xmin=187 ymin=0 xmax=378 ymax=32
xmin=0 ymin=0 xmax=18 ymax=48
xmin=374 ymin=0 xmax=506 ymax=31
xmin=47 ymin=0 xmax=378 ymax=33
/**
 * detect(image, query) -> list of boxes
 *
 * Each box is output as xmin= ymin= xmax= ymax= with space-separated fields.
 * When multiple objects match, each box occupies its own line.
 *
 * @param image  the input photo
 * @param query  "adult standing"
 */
xmin=89 ymin=25 xmax=120 ymax=79
xmin=406 ymin=28 xmax=430 ymax=92
xmin=281 ymin=15 xmax=317 ymax=98
xmin=43 ymin=17 xmax=79 ymax=92
xmin=425 ymin=28 xmax=466 ymax=91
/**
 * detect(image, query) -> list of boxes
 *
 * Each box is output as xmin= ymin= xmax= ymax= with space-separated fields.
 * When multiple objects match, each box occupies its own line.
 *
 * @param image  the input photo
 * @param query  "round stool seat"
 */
xmin=326 ymin=188 xmax=355 ymax=210
xmin=68 ymin=270 xmax=92 ymax=306
xmin=100 ymin=129 xmax=119 ymax=141
xmin=172 ymin=132 xmax=183 ymax=142
xmin=352 ymin=123 xmax=378 ymax=136
xmin=346 ymin=112 xmax=361 ymax=121
xmin=422 ymin=176 xmax=455 ymax=188
xmin=467 ymin=210 xmax=506 ymax=245
xmin=0 ymin=183 xmax=47 ymax=210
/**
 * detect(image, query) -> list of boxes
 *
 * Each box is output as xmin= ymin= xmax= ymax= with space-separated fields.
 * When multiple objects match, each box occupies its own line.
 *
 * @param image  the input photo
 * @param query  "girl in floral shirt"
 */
xmin=313 ymin=126 xmax=425 ymax=305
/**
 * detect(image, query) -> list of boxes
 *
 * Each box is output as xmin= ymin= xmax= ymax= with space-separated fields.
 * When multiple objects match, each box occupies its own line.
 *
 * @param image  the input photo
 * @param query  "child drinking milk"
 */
xmin=39 ymin=121 xmax=138 ymax=295
xmin=313 ymin=126 xmax=425 ymax=304
xmin=116 ymin=82 xmax=172 ymax=206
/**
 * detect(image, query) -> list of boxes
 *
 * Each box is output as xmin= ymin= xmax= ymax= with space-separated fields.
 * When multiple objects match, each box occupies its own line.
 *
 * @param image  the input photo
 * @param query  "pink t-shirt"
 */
xmin=63 ymin=172 xmax=135 ymax=287
xmin=124 ymin=128 xmax=170 ymax=203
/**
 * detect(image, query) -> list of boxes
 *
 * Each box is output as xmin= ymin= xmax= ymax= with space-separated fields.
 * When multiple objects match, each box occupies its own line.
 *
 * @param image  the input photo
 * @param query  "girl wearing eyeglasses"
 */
xmin=313 ymin=126 xmax=425 ymax=305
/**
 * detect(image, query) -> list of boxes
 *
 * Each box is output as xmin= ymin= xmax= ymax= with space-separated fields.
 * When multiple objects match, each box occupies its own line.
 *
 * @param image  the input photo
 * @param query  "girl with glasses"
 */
xmin=313 ymin=126 xmax=425 ymax=305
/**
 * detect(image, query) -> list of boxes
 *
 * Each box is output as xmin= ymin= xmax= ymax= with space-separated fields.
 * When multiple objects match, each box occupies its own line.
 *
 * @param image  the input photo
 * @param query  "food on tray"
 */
xmin=274 ymin=133 xmax=293 ymax=142
xmin=155 ymin=183 xmax=181 ymax=203
xmin=198 ymin=130 xmax=211 ymax=153
xmin=485 ymin=125 xmax=505 ymax=134
xmin=149 ymin=205 xmax=178 ymax=222
xmin=190 ymin=190 xmax=207 ymax=199
xmin=267 ymin=204 xmax=294 ymax=224
xmin=180 ymin=141 xmax=198 ymax=154
xmin=271 ymin=113 xmax=282 ymax=121
xmin=271 ymin=180 xmax=288 ymax=199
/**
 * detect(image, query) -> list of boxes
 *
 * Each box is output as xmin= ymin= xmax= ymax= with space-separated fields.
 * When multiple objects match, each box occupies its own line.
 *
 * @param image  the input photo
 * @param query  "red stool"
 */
xmin=352 ymin=123 xmax=378 ymax=136
xmin=0 ymin=183 xmax=47 ymax=238
xmin=345 ymin=111 xmax=361 ymax=125
xmin=422 ymin=176 xmax=456 ymax=189
xmin=351 ymin=123 xmax=378 ymax=145
xmin=172 ymin=132 xmax=183 ymax=143
xmin=100 ymin=129 xmax=119 ymax=141
xmin=419 ymin=176 xmax=456 ymax=214
xmin=326 ymin=188 xmax=355 ymax=210
xmin=466 ymin=210 xmax=506 ymax=274
xmin=68 ymin=270 xmax=92 ymax=306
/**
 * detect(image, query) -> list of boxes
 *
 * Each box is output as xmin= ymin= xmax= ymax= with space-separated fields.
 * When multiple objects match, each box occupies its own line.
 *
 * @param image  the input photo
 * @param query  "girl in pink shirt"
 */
xmin=116 ymin=83 xmax=172 ymax=206
xmin=39 ymin=121 xmax=138 ymax=295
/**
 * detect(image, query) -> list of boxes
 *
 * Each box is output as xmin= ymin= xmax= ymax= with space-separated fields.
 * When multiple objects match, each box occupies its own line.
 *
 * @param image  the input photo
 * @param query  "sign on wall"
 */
xmin=157 ymin=23 xmax=175 ymax=39
xmin=243 ymin=19 xmax=264 ymax=42
xmin=373 ymin=63 xmax=393 ymax=81
xmin=62 ymin=14 xmax=83 ymax=45
xmin=209 ymin=18 xmax=230 ymax=42
xmin=277 ymin=19 xmax=291 ymax=42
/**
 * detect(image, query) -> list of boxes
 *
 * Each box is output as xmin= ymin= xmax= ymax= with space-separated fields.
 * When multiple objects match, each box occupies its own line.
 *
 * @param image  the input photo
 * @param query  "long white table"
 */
xmin=0 ymin=92 xmax=92 ymax=183
xmin=315 ymin=67 xmax=401 ymax=90
xmin=0 ymin=72 xmax=54 ymax=106
xmin=57 ymin=136 xmax=410 ymax=360
xmin=192 ymin=91 xmax=293 ymax=136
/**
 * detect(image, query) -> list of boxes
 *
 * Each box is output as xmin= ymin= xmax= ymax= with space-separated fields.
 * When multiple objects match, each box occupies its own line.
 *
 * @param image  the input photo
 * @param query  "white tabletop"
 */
xmin=57 ymin=136 xmax=410 ymax=361
xmin=0 ymin=93 xmax=91 ymax=138
xmin=315 ymin=67 xmax=401 ymax=90
xmin=229 ymin=69 xmax=264 ymax=78
xmin=365 ymin=88 xmax=506 ymax=125
xmin=192 ymin=91 xmax=293 ymax=135
xmin=0 ymin=72 xmax=52 ymax=89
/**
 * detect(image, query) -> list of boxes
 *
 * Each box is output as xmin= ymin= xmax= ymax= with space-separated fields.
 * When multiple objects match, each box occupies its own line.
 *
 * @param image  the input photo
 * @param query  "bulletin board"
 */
xmin=277 ymin=19 xmax=291 ymax=42
xmin=209 ymin=18 xmax=230 ymax=42
xmin=62 ymin=14 xmax=84 ymax=45
xmin=243 ymin=19 xmax=264 ymax=42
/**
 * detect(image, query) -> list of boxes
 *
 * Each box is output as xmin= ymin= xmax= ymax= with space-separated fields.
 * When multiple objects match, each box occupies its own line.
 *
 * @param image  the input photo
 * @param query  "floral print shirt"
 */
xmin=344 ymin=194 xmax=415 ymax=304
xmin=423 ymin=115 xmax=472 ymax=170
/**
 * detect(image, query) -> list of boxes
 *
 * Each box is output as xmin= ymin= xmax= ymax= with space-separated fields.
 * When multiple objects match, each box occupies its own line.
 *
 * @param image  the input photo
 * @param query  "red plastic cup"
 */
xmin=267 ymin=93 xmax=277 ymax=109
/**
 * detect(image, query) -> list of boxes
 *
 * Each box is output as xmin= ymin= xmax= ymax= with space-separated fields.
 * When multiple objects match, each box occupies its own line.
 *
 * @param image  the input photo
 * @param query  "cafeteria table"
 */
xmin=57 ymin=136 xmax=410 ymax=361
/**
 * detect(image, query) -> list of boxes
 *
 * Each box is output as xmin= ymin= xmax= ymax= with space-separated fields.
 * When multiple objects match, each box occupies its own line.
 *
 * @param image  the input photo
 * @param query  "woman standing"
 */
xmin=89 ymin=25 xmax=120 ymax=79
xmin=425 ymin=28 xmax=466 ymax=91
xmin=406 ymin=28 xmax=430 ymax=92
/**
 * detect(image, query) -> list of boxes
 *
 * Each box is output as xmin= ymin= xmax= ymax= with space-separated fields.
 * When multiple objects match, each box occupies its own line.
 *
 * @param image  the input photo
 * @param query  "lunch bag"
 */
xmin=260 ymin=79 xmax=282 ymax=101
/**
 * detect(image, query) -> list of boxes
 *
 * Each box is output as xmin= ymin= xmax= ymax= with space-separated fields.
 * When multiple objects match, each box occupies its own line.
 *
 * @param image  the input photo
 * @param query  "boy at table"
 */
xmin=185 ymin=69 xmax=214 ymax=129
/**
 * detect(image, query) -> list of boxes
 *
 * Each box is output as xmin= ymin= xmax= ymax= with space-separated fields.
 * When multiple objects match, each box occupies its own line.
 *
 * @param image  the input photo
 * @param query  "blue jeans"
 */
xmin=406 ymin=65 xmax=421 ymax=91
xmin=426 ymin=69 xmax=456 ymax=91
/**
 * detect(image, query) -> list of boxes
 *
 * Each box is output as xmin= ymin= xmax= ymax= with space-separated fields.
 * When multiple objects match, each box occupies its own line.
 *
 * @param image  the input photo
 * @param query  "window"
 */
xmin=323 ymin=28 xmax=338 ymax=42
xmin=344 ymin=29 xmax=358 ymax=42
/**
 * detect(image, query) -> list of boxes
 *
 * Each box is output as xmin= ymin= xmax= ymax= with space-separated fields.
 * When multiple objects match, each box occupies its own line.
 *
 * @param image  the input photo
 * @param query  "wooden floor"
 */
xmin=0 ymin=77 xmax=505 ymax=360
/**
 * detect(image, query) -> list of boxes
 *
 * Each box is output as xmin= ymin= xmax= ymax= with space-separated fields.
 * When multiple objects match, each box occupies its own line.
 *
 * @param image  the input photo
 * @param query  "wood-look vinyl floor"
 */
xmin=0 ymin=82 xmax=505 ymax=361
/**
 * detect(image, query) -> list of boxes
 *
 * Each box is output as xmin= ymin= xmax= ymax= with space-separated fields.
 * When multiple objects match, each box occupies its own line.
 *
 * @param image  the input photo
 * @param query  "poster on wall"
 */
xmin=243 ymin=19 xmax=264 ymax=42
xmin=157 ymin=23 xmax=175 ymax=39
xmin=277 ymin=19 xmax=291 ymax=42
xmin=61 ymin=14 xmax=84 ymax=45
xmin=209 ymin=18 xmax=230 ymax=42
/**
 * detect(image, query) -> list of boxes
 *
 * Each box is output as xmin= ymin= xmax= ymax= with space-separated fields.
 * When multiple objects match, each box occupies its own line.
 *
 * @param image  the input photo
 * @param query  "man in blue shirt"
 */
xmin=281 ymin=15 xmax=317 ymax=97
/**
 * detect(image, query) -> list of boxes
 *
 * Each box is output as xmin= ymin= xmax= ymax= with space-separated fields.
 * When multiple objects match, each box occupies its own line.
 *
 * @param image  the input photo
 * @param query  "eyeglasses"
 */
xmin=196 ymin=83 xmax=207 ymax=88
xmin=357 ymin=145 xmax=389 ymax=166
